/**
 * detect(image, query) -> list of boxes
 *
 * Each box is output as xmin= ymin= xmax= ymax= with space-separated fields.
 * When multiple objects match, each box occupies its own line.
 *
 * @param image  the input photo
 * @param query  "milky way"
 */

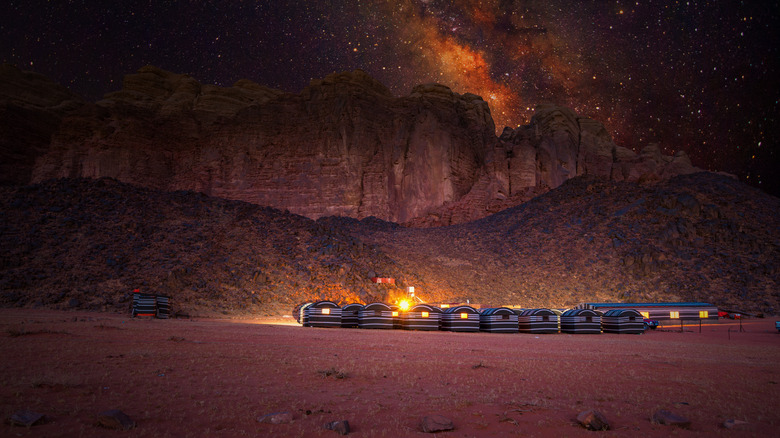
xmin=2 ymin=0 xmax=778 ymax=195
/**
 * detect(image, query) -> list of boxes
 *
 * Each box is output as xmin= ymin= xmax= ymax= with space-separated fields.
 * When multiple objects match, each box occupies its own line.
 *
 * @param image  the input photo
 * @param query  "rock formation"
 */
xmin=2 ymin=65 xmax=701 ymax=225
xmin=0 ymin=64 xmax=84 ymax=186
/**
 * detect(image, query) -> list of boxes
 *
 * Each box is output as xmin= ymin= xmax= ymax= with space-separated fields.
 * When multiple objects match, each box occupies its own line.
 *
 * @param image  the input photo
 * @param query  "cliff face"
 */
xmin=31 ymin=66 xmax=496 ymax=223
xmin=0 ymin=64 xmax=85 ymax=187
xmin=12 ymin=65 xmax=700 ymax=224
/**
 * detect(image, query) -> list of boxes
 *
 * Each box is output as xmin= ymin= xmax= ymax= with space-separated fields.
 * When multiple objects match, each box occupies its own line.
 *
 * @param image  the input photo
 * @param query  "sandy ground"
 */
xmin=0 ymin=309 xmax=778 ymax=437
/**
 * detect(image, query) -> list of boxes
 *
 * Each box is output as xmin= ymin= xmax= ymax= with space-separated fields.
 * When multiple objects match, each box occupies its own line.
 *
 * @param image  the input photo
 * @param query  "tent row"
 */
xmin=131 ymin=292 xmax=171 ymax=319
xmin=293 ymin=302 xmax=647 ymax=334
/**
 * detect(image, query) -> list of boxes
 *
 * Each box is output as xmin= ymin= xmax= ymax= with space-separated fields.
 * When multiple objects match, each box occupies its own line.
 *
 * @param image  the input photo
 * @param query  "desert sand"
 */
xmin=1 ymin=309 xmax=778 ymax=437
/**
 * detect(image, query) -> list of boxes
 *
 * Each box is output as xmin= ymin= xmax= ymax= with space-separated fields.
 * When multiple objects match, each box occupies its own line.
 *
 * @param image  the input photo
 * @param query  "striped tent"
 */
xmin=517 ymin=308 xmax=559 ymax=334
xmin=293 ymin=302 xmax=313 ymax=325
xmin=388 ymin=304 xmax=403 ymax=329
xmin=402 ymin=303 xmax=442 ymax=331
xmin=359 ymin=302 xmax=394 ymax=329
xmin=478 ymin=308 xmax=519 ymax=333
xmin=601 ymin=308 xmax=644 ymax=334
xmin=441 ymin=306 xmax=480 ymax=332
xmin=341 ymin=303 xmax=363 ymax=328
xmin=560 ymin=308 xmax=601 ymax=334
xmin=155 ymin=295 xmax=171 ymax=319
xmin=304 ymin=301 xmax=342 ymax=328
xmin=132 ymin=292 xmax=157 ymax=317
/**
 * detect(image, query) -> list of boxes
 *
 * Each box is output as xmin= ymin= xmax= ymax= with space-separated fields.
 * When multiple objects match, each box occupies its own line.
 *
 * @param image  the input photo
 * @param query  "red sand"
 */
xmin=1 ymin=309 xmax=778 ymax=437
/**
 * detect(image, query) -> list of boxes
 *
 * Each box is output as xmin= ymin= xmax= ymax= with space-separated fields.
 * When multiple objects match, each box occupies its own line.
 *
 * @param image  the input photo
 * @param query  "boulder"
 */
xmin=722 ymin=419 xmax=750 ymax=431
xmin=324 ymin=420 xmax=351 ymax=435
xmin=257 ymin=411 xmax=294 ymax=424
xmin=651 ymin=409 xmax=690 ymax=428
xmin=96 ymin=409 xmax=136 ymax=430
xmin=576 ymin=409 xmax=610 ymax=431
xmin=419 ymin=415 xmax=454 ymax=433
xmin=6 ymin=410 xmax=45 ymax=427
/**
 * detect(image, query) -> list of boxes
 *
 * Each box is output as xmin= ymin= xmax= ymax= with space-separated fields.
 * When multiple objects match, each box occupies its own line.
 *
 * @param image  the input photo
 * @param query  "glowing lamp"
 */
xmin=399 ymin=300 xmax=410 ymax=311
xmin=322 ymin=308 xmax=330 ymax=315
xmin=699 ymin=310 xmax=708 ymax=319
xmin=392 ymin=311 xmax=399 ymax=317
xmin=670 ymin=311 xmax=679 ymax=319
xmin=460 ymin=312 xmax=468 ymax=319
xmin=440 ymin=304 xmax=450 ymax=308
xmin=421 ymin=311 xmax=429 ymax=318
xmin=640 ymin=311 xmax=650 ymax=319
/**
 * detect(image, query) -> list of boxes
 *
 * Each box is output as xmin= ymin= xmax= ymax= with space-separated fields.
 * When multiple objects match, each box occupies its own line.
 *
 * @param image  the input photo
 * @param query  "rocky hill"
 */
xmin=1 ymin=173 xmax=777 ymax=316
xmin=2 ymin=64 xmax=700 ymax=226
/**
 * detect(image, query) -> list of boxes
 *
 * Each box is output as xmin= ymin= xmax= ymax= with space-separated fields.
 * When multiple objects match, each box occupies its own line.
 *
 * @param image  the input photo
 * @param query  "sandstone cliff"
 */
xmin=5 ymin=65 xmax=701 ymax=224
xmin=0 ymin=64 xmax=85 ymax=186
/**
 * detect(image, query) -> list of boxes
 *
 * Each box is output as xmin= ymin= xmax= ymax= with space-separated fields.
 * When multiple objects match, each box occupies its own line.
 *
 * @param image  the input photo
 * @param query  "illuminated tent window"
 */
xmin=322 ymin=308 xmax=330 ymax=315
xmin=699 ymin=310 xmax=709 ymax=318
xmin=421 ymin=311 xmax=429 ymax=318
xmin=640 ymin=311 xmax=650 ymax=319
xmin=440 ymin=304 xmax=450 ymax=308
xmin=392 ymin=311 xmax=399 ymax=317
xmin=460 ymin=312 xmax=468 ymax=319
xmin=670 ymin=311 xmax=680 ymax=319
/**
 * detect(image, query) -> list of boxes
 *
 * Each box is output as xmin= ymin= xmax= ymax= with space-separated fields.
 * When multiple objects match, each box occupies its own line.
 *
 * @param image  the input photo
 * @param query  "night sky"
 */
xmin=2 ymin=0 xmax=778 ymax=196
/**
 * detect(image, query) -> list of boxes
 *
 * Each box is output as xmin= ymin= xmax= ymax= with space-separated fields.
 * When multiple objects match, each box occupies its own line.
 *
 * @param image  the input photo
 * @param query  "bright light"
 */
xmin=392 ymin=311 xmax=399 ymax=317
xmin=421 ymin=311 xmax=429 ymax=318
xmin=460 ymin=312 xmax=468 ymax=319
xmin=699 ymin=310 xmax=709 ymax=318
xmin=322 ymin=308 xmax=330 ymax=315
xmin=640 ymin=311 xmax=650 ymax=319
xmin=670 ymin=311 xmax=679 ymax=319
xmin=441 ymin=304 xmax=450 ymax=308
xmin=399 ymin=300 xmax=410 ymax=311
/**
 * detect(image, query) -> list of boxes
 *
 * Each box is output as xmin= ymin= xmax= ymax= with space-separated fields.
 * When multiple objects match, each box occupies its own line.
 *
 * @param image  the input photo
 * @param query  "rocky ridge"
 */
xmin=1 ymin=173 xmax=777 ymax=315
xmin=2 ymin=64 xmax=702 ymax=225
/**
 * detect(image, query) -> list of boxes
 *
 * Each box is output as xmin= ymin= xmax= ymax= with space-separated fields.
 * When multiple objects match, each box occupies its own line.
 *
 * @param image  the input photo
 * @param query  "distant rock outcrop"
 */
xmin=3 ymin=65 xmax=701 ymax=225
xmin=0 ymin=64 xmax=85 ymax=186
